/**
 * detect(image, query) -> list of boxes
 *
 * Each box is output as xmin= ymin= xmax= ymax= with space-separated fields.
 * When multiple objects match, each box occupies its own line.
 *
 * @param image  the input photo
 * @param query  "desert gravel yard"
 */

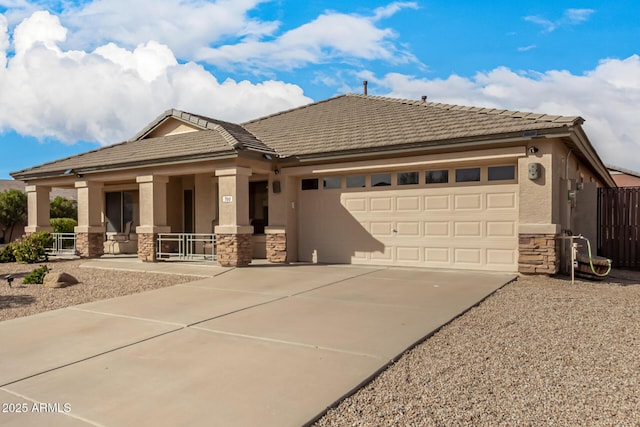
xmin=1 ymin=260 xmax=639 ymax=426
xmin=0 ymin=259 xmax=198 ymax=321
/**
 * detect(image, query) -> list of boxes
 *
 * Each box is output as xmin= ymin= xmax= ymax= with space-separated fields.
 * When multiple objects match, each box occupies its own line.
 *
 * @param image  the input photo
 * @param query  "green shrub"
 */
xmin=0 ymin=243 xmax=16 ymax=263
xmin=13 ymin=232 xmax=53 ymax=263
xmin=23 ymin=265 xmax=49 ymax=285
xmin=50 ymin=218 xmax=77 ymax=233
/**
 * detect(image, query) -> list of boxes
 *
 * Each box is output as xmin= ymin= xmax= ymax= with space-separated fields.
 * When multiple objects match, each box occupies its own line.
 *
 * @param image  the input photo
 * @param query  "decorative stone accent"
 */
xmin=43 ymin=272 xmax=79 ymax=288
xmin=216 ymin=233 xmax=252 ymax=267
xmin=76 ymin=232 xmax=105 ymax=258
xmin=518 ymin=234 xmax=560 ymax=274
xmin=266 ymin=233 xmax=287 ymax=263
xmin=138 ymin=233 xmax=157 ymax=262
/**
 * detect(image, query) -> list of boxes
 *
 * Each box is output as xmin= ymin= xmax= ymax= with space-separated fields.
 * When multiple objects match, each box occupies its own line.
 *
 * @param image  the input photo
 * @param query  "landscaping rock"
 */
xmin=43 ymin=272 xmax=79 ymax=289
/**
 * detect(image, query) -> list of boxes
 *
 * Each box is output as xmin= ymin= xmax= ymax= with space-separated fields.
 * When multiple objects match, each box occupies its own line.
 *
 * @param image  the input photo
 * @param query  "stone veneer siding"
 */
xmin=76 ymin=232 xmax=105 ymax=258
xmin=518 ymin=234 xmax=560 ymax=274
xmin=266 ymin=233 xmax=287 ymax=263
xmin=138 ymin=233 xmax=157 ymax=262
xmin=216 ymin=234 xmax=252 ymax=267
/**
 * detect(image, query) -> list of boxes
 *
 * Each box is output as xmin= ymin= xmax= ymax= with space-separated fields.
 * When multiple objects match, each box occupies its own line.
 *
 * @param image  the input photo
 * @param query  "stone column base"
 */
xmin=266 ymin=233 xmax=287 ymax=263
xmin=138 ymin=233 xmax=157 ymax=262
xmin=76 ymin=232 xmax=105 ymax=258
xmin=216 ymin=234 xmax=252 ymax=267
xmin=518 ymin=234 xmax=559 ymax=274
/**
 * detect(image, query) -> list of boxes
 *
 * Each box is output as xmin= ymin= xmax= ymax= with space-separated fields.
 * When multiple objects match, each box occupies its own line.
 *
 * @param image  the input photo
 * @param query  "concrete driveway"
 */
xmin=0 ymin=263 xmax=514 ymax=427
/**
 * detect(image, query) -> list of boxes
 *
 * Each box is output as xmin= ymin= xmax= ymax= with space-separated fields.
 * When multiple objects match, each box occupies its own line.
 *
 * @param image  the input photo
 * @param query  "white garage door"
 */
xmin=298 ymin=183 xmax=518 ymax=272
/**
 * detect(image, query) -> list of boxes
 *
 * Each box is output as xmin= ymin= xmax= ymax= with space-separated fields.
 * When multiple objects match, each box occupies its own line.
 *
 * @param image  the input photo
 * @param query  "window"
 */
xmin=301 ymin=178 xmax=319 ymax=190
xmin=105 ymin=191 xmax=138 ymax=233
xmin=488 ymin=165 xmax=516 ymax=181
xmin=397 ymin=172 xmax=419 ymax=185
xmin=346 ymin=175 xmax=366 ymax=188
xmin=426 ymin=170 xmax=449 ymax=184
xmin=323 ymin=177 xmax=341 ymax=189
xmin=371 ymin=173 xmax=391 ymax=186
xmin=456 ymin=167 xmax=481 ymax=182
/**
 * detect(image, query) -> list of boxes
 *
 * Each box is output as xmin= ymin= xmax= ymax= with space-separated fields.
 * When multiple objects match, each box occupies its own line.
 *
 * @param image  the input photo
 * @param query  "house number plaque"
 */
xmin=222 ymin=195 xmax=233 ymax=203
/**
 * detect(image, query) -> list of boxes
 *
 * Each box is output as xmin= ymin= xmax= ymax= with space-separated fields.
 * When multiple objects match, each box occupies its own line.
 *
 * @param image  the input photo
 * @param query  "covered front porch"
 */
xmin=26 ymin=164 xmax=289 ymax=267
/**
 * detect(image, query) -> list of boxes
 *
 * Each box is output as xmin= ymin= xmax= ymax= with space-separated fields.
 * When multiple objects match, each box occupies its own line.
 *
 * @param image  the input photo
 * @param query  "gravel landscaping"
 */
xmin=315 ymin=271 xmax=640 ymax=426
xmin=0 ymin=258 xmax=199 ymax=321
xmin=2 ymin=259 xmax=639 ymax=425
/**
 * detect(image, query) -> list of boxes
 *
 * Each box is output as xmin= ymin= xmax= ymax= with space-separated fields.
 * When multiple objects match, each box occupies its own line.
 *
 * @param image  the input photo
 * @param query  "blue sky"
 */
xmin=1 ymin=0 xmax=639 ymax=178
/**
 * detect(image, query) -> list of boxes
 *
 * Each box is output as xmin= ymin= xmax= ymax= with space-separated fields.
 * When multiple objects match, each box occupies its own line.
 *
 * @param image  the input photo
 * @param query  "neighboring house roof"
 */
xmin=243 ymin=94 xmax=582 ymax=158
xmin=12 ymin=94 xmax=610 ymax=184
xmin=607 ymin=164 xmax=640 ymax=178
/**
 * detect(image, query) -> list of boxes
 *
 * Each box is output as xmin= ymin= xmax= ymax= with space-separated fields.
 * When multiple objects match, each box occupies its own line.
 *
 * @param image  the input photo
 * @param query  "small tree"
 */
xmin=0 ymin=189 xmax=27 ymax=244
xmin=50 ymin=196 xmax=78 ymax=220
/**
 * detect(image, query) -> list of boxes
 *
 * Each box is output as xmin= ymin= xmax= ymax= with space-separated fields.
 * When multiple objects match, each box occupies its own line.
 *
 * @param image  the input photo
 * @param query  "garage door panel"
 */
xmin=396 ymin=222 xmax=420 ymax=236
xmin=396 ymin=246 xmax=421 ymax=262
xmin=345 ymin=198 xmax=367 ymax=212
xmin=487 ymin=249 xmax=516 ymax=265
xmin=454 ymin=248 xmax=482 ymax=264
xmin=486 ymin=192 xmax=516 ymax=209
xmin=300 ymin=184 xmax=518 ymax=271
xmin=424 ymin=195 xmax=450 ymax=211
xmin=370 ymin=197 xmax=393 ymax=211
xmin=486 ymin=221 xmax=516 ymax=237
xmin=396 ymin=196 xmax=420 ymax=211
xmin=370 ymin=221 xmax=393 ymax=236
xmin=425 ymin=247 xmax=450 ymax=263
xmin=425 ymin=221 xmax=450 ymax=237
xmin=454 ymin=194 xmax=482 ymax=210
xmin=454 ymin=221 xmax=482 ymax=237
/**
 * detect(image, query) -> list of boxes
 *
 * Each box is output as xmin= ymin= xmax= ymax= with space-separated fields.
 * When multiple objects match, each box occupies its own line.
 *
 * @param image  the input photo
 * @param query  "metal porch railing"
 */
xmin=47 ymin=232 xmax=77 ymax=256
xmin=156 ymin=233 xmax=216 ymax=261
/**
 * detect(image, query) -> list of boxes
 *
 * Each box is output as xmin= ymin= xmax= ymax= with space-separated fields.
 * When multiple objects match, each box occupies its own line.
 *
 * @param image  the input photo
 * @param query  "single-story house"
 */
xmin=607 ymin=165 xmax=640 ymax=187
xmin=10 ymin=94 xmax=615 ymax=274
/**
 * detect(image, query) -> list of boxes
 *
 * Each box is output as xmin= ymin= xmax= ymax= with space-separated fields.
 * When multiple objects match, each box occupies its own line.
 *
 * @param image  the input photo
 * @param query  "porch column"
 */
xmin=136 ymin=175 xmax=170 ymax=262
xmin=74 ymin=181 xmax=105 ymax=258
xmin=25 ymin=185 xmax=53 ymax=234
xmin=215 ymin=167 xmax=253 ymax=267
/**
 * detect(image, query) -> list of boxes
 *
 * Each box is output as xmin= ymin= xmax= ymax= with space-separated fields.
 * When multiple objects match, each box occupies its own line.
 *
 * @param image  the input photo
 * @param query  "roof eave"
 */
xmin=10 ymin=151 xmax=238 ymax=181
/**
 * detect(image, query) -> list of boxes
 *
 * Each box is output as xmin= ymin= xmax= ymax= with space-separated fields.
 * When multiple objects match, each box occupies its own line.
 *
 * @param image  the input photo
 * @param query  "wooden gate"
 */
xmin=598 ymin=187 xmax=640 ymax=268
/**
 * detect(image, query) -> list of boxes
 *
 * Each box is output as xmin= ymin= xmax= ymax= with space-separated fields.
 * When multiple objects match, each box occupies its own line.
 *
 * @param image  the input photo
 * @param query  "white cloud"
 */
xmin=525 ymin=8 xmax=595 ymax=33
xmin=565 ymin=8 xmax=595 ymax=24
xmin=360 ymin=56 xmax=640 ymax=173
xmin=517 ymin=45 xmax=536 ymax=52
xmin=372 ymin=1 xmax=419 ymax=21
xmin=62 ymin=0 xmax=277 ymax=59
xmin=195 ymin=5 xmax=418 ymax=71
xmin=0 ymin=10 xmax=311 ymax=145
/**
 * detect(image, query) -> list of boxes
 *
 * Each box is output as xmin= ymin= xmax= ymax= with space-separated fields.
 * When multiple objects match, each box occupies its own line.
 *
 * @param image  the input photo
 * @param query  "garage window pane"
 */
xmin=346 ymin=175 xmax=366 ymax=188
xmin=488 ymin=165 xmax=515 ymax=181
xmin=323 ymin=177 xmax=341 ymax=189
xmin=301 ymin=178 xmax=319 ymax=190
xmin=398 ymin=172 xmax=419 ymax=185
xmin=371 ymin=173 xmax=391 ymax=186
xmin=426 ymin=170 xmax=449 ymax=184
xmin=456 ymin=168 xmax=481 ymax=182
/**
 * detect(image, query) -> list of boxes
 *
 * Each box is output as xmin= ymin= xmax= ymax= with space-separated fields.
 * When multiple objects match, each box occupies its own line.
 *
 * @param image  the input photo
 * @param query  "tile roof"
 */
xmin=243 ymin=94 xmax=582 ymax=157
xmin=133 ymin=109 xmax=275 ymax=154
xmin=606 ymin=164 xmax=640 ymax=178
xmin=11 ymin=130 xmax=238 ymax=178
xmin=12 ymin=94 xmax=584 ymax=179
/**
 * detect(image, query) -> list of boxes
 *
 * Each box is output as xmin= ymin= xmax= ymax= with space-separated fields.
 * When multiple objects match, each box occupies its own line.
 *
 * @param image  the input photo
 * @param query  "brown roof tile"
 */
xmin=243 ymin=94 xmax=581 ymax=158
